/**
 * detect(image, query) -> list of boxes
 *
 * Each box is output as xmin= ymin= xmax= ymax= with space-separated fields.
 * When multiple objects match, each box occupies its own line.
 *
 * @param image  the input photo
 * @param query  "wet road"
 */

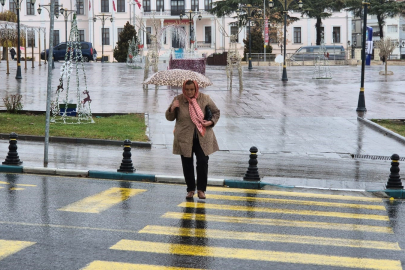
xmin=1 ymin=62 xmax=405 ymax=190
xmin=0 ymin=173 xmax=404 ymax=269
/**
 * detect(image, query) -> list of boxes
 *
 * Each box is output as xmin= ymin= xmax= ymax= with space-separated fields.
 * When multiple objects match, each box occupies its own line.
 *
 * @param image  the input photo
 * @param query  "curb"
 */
xmin=0 ymin=133 xmax=152 ymax=148
xmin=357 ymin=117 xmax=405 ymax=145
xmin=0 ymin=164 xmax=399 ymax=197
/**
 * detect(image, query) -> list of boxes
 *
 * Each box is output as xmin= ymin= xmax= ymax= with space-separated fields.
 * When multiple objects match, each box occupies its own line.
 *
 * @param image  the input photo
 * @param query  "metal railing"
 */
xmin=244 ymin=53 xmax=276 ymax=62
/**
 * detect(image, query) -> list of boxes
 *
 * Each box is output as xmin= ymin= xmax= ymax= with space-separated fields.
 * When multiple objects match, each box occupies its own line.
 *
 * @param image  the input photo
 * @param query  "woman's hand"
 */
xmin=171 ymin=99 xmax=179 ymax=112
xmin=202 ymin=120 xmax=213 ymax=127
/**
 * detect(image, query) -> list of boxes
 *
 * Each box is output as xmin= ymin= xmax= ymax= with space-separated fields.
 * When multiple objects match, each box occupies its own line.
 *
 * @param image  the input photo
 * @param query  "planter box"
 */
xmin=59 ymin=104 xmax=77 ymax=116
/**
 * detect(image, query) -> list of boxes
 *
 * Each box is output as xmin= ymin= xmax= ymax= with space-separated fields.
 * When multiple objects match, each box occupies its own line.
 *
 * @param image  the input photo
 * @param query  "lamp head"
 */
xmin=298 ymin=0 xmax=303 ymax=9
xmin=31 ymin=0 xmax=36 ymax=6
xmin=93 ymin=17 xmax=97 ymax=22
xmin=198 ymin=14 xmax=202 ymax=20
xmin=60 ymin=7 xmax=64 ymax=14
xmin=55 ymin=12 xmax=59 ymax=19
xmin=0 ymin=0 xmax=5 ymax=6
xmin=268 ymin=0 xmax=274 ymax=8
xmin=347 ymin=40 xmax=350 ymax=46
xmin=236 ymin=9 xmax=240 ymax=16
xmin=37 ymin=6 xmax=41 ymax=14
xmin=110 ymin=17 xmax=113 ymax=22
xmin=179 ymin=12 xmax=183 ymax=20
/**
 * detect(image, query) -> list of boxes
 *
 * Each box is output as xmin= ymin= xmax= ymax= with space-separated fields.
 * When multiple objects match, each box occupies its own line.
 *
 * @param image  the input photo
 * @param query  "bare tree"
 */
xmin=375 ymin=37 xmax=397 ymax=75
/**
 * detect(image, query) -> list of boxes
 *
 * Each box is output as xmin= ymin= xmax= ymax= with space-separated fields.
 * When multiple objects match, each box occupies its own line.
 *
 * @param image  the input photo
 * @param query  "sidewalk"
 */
xmin=1 ymin=62 xmax=405 ymax=193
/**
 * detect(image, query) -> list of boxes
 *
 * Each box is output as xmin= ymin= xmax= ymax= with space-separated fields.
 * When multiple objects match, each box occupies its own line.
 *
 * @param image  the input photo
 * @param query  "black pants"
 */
xmin=181 ymin=137 xmax=209 ymax=192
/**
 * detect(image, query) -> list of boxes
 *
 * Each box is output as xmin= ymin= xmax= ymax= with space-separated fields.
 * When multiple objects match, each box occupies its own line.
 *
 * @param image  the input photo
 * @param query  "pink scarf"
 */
xmin=183 ymin=80 xmax=206 ymax=137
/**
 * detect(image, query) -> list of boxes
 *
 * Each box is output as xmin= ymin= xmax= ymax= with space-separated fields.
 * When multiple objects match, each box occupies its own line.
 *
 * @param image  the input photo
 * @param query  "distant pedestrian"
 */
xmin=10 ymin=48 xmax=16 ymax=60
xmin=165 ymin=80 xmax=220 ymax=200
xmin=93 ymin=48 xmax=97 ymax=61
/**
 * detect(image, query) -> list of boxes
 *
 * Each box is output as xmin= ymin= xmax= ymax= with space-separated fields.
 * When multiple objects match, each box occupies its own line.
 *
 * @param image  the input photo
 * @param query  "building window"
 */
xmin=9 ymin=0 xmax=17 ymax=14
xmin=117 ymin=28 xmax=124 ymax=42
xmin=171 ymin=0 xmax=184 ymax=16
xmin=333 ymin=27 xmax=340 ymax=43
xmin=102 ymin=28 xmax=110 ymax=45
xmin=293 ymin=27 xmax=301 ymax=43
xmin=101 ymin=0 xmax=109 ymax=12
xmin=117 ymin=0 xmax=125 ymax=12
xmin=26 ymin=0 xmax=35 ymax=15
xmin=157 ymin=0 xmax=164 ymax=11
xmin=76 ymin=0 xmax=84 ymax=14
xmin=53 ymin=30 xmax=60 ymax=46
xmin=387 ymin=25 xmax=398 ymax=33
xmin=143 ymin=0 xmax=151 ymax=12
xmin=191 ymin=0 xmax=198 ymax=11
xmin=78 ymin=30 xmax=85 ymax=42
xmin=205 ymin=26 xmax=211 ymax=43
xmin=27 ymin=30 xmax=35 ymax=47
xmin=204 ymin=0 xmax=212 ymax=10
xmin=231 ymin=26 xmax=238 ymax=42
xmin=146 ymin=27 xmax=151 ymax=45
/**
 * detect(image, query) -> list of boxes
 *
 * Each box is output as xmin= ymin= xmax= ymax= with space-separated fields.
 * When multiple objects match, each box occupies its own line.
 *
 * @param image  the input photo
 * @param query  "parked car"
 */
xmin=41 ymin=42 xmax=94 ymax=62
xmin=290 ymin=45 xmax=346 ymax=61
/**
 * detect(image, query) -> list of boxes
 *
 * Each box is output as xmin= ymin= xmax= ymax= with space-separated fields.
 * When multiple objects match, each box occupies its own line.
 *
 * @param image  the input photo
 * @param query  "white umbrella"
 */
xmin=143 ymin=69 xmax=213 ymax=88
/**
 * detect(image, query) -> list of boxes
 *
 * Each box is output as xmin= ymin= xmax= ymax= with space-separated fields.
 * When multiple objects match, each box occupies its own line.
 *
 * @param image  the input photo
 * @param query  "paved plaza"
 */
xmin=1 ymin=61 xmax=405 ymax=190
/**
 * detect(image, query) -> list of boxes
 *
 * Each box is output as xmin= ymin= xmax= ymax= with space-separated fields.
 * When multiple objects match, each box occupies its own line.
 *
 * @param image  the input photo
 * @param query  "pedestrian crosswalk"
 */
xmin=83 ymin=186 xmax=403 ymax=270
xmin=0 ymin=185 xmax=402 ymax=269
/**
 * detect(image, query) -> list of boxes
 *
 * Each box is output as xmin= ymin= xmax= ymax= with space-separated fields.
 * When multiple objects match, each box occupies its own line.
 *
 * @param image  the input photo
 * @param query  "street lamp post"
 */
xmin=60 ymin=8 xmax=76 ymax=43
xmin=269 ymin=0 xmax=303 ymax=81
xmin=238 ymin=4 xmax=264 ymax=70
xmin=179 ymin=10 xmax=202 ymax=48
xmin=38 ymin=3 xmax=60 ymax=69
xmin=1 ymin=0 xmax=36 ymax=79
xmin=93 ymin=14 xmax=113 ymax=63
xmin=356 ymin=0 xmax=369 ymax=117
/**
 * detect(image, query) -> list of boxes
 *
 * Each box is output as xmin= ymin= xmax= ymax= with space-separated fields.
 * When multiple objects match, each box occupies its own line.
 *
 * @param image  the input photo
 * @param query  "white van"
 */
xmin=290 ymin=45 xmax=346 ymax=61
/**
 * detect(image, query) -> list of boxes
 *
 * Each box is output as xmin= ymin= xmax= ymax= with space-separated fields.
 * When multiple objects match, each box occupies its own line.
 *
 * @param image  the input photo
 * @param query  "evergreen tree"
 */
xmin=243 ymin=25 xmax=272 ymax=60
xmin=113 ymin=22 xmax=137 ymax=62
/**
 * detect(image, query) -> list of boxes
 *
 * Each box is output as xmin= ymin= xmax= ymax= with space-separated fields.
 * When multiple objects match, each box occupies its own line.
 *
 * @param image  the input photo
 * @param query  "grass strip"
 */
xmin=0 ymin=113 xmax=148 ymax=142
xmin=371 ymin=119 xmax=405 ymax=137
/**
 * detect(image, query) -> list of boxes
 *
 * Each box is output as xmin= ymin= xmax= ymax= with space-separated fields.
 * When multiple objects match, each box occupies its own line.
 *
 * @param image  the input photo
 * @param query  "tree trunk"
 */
xmin=377 ymin=14 xmax=384 ymax=39
xmin=385 ymin=61 xmax=388 ymax=75
xmin=315 ymin=17 xmax=322 ymax=45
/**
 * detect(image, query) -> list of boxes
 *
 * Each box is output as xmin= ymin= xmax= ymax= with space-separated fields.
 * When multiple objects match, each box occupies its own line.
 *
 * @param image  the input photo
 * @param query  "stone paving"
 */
xmin=1 ymin=61 xmax=405 ymax=190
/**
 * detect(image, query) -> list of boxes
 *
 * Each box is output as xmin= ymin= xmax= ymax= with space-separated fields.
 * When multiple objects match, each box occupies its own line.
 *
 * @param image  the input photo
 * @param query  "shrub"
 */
xmin=3 ymin=94 xmax=23 ymax=113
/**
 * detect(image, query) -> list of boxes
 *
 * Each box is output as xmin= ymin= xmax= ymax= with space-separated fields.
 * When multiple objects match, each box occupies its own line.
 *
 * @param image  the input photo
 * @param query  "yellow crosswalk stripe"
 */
xmin=58 ymin=188 xmax=146 ymax=213
xmin=139 ymin=225 xmax=400 ymax=250
xmin=110 ymin=240 xmax=402 ymax=270
xmin=0 ymin=181 xmax=36 ymax=187
xmin=162 ymin=212 xmax=393 ymax=234
xmin=207 ymin=186 xmax=383 ymax=202
xmin=81 ymin=261 xmax=203 ymax=270
xmin=206 ymin=194 xmax=386 ymax=210
xmin=179 ymin=202 xmax=389 ymax=221
xmin=0 ymin=239 xmax=35 ymax=260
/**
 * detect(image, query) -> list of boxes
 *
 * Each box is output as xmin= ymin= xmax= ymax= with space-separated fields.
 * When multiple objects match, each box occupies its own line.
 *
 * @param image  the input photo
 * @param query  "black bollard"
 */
xmin=243 ymin=146 xmax=260 ymax=181
xmin=386 ymin=154 xmax=404 ymax=189
xmin=2 ymin=132 xmax=22 ymax=166
xmin=117 ymin=139 xmax=135 ymax=173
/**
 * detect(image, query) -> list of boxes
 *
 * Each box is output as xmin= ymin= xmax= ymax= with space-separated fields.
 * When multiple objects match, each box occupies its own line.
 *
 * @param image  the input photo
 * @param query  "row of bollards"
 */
xmin=0 ymin=133 xmax=404 ymax=191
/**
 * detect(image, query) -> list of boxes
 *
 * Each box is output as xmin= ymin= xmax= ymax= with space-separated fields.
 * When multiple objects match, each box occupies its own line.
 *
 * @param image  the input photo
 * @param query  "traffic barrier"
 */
xmin=117 ymin=139 xmax=135 ymax=173
xmin=243 ymin=146 xmax=260 ymax=181
xmin=2 ymin=132 xmax=22 ymax=166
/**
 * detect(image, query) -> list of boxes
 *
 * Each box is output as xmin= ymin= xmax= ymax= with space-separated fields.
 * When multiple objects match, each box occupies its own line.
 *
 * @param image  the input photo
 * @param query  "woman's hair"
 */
xmin=185 ymin=80 xmax=195 ymax=86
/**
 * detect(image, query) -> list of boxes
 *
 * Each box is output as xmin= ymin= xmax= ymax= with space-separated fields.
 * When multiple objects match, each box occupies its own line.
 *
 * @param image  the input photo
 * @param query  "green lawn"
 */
xmin=0 ymin=113 xmax=148 ymax=142
xmin=371 ymin=119 xmax=405 ymax=137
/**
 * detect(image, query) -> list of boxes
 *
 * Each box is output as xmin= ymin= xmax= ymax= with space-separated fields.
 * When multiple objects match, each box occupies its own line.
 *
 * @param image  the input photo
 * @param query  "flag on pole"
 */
xmin=113 ymin=0 xmax=116 ymax=12
xmin=135 ymin=0 xmax=141 ymax=8
xmin=89 ymin=0 xmax=91 ymax=10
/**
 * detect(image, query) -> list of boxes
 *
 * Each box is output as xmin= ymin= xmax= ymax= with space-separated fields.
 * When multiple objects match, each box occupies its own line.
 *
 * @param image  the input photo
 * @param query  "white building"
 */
xmin=1 ymin=0 xmax=403 ymax=61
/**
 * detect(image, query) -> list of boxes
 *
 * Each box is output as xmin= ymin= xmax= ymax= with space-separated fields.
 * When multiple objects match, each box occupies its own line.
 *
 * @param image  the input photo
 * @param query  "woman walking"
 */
xmin=166 ymin=80 xmax=220 ymax=199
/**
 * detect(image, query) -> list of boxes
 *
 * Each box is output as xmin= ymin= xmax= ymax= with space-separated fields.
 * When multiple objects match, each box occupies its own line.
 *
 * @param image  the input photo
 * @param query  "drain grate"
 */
xmin=352 ymin=154 xmax=405 ymax=161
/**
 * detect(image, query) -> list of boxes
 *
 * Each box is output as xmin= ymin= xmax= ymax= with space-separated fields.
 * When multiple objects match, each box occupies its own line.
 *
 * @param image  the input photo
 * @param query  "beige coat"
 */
xmin=165 ymin=93 xmax=220 ymax=157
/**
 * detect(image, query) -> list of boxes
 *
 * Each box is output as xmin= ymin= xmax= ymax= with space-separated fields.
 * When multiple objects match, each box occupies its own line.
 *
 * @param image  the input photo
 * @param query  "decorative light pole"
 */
xmin=1 ymin=0 xmax=36 ymax=79
xmin=93 ymin=14 xmax=113 ymax=63
xmin=179 ymin=10 xmax=202 ymax=48
xmin=38 ymin=2 xmax=60 ymax=69
xmin=238 ymin=4 xmax=263 ymax=70
xmin=356 ymin=0 xmax=370 ymax=117
xmin=269 ymin=0 xmax=303 ymax=81
xmin=60 ymin=7 xmax=76 ymax=43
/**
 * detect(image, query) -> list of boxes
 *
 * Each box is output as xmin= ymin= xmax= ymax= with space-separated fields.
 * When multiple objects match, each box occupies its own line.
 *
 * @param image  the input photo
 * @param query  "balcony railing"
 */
xmin=141 ymin=9 xmax=213 ymax=17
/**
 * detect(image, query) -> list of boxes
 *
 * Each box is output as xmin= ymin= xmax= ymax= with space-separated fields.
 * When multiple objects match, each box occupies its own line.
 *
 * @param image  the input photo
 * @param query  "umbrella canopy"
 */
xmin=143 ymin=69 xmax=213 ymax=88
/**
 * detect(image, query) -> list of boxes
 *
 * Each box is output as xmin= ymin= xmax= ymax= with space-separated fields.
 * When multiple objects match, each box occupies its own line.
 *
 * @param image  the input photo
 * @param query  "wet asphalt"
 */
xmin=1 ymin=61 xmax=405 ymax=190
xmin=0 ymin=173 xmax=404 ymax=269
